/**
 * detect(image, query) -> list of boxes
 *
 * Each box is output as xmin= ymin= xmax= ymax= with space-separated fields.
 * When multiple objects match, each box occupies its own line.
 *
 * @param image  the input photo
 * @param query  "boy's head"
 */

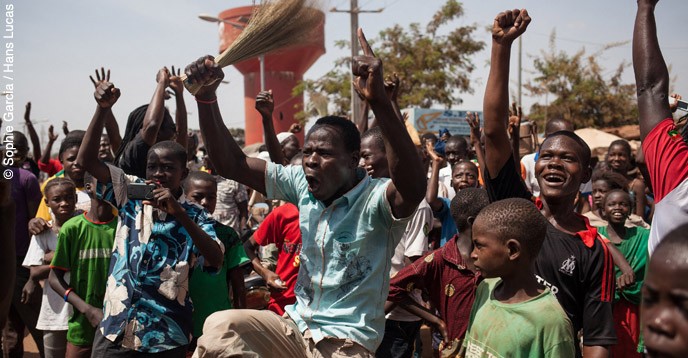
xmin=445 ymin=136 xmax=468 ymax=167
xmin=544 ymin=118 xmax=574 ymax=136
xmin=471 ymin=198 xmax=547 ymax=278
xmin=600 ymin=189 xmax=632 ymax=225
xmin=360 ymin=126 xmax=388 ymax=179
xmin=184 ymin=171 xmax=217 ymax=214
xmin=59 ymin=130 xmax=85 ymax=186
xmin=642 ymin=224 xmax=688 ymax=357
xmin=44 ymin=177 xmax=77 ymax=223
xmin=99 ymin=134 xmax=114 ymax=162
xmin=591 ymin=169 xmax=628 ymax=210
xmin=606 ymin=139 xmax=633 ymax=173
xmin=450 ymin=188 xmax=489 ymax=233
xmin=451 ymin=161 xmax=479 ymax=192
xmin=146 ymin=141 xmax=189 ymax=191
xmin=535 ymin=131 xmax=592 ymax=202
xmin=303 ymin=116 xmax=361 ymax=203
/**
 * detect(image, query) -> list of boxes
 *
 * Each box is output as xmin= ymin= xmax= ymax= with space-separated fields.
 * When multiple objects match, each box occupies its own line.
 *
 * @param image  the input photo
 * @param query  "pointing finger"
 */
xmin=357 ymin=28 xmax=375 ymax=57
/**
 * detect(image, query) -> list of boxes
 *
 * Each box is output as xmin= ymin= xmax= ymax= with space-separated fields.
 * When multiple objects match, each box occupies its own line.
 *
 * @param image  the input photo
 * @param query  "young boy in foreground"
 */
xmin=387 ymin=188 xmax=487 ymax=357
xmin=76 ymin=77 xmax=224 ymax=356
xmin=49 ymin=173 xmax=117 ymax=358
xmin=462 ymin=198 xmax=575 ymax=357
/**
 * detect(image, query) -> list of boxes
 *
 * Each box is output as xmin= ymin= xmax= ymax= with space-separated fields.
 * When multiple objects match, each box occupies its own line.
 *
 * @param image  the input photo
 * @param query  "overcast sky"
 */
xmin=5 ymin=0 xmax=688 ymax=143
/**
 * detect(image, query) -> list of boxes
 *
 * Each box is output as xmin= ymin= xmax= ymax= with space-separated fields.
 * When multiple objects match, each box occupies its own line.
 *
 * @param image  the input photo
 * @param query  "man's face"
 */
xmin=60 ymin=146 xmax=84 ymax=185
xmin=535 ymin=136 xmax=590 ymax=201
xmin=302 ymin=126 xmax=358 ymax=204
xmin=186 ymin=179 xmax=218 ymax=214
xmin=146 ymin=148 xmax=186 ymax=191
xmin=445 ymin=141 xmax=467 ymax=167
xmin=601 ymin=191 xmax=631 ymax=225
xmin=470 ymin=218 xmax=509 ymax=279
xmin=99 ymin=136 xmax=114 ymax=162
xmin=642 ymin=249 xmax=688 ymax=358
xmin=451 ymin=162 xmax=478 ymax=192
xmin=282 ymin=136 xmax=301 ymax=161
xmin=360 ymin=136 xmax=389 ymax=179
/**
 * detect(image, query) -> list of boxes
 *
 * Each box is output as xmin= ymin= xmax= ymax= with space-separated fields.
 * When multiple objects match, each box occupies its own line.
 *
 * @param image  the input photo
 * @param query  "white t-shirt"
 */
xmin=22 ymin=227 xmax=71 ymax=331
xmin=387 ymin=200 xmax=432 ymax=322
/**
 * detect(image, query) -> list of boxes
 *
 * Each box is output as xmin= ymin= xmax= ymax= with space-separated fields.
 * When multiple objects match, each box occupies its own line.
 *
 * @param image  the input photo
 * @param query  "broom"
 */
xmin=183 ymin=0 xmax=324 ymax=95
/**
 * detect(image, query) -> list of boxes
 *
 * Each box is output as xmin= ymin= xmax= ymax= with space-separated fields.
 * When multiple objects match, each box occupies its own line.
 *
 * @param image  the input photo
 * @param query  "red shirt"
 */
xmin=388 ymin=236 xmax=481 ymax=341
xmin=37 ymin=158 xmax=63 ymax=177
xmin=253 ymin=203 xmax=302 ymax=315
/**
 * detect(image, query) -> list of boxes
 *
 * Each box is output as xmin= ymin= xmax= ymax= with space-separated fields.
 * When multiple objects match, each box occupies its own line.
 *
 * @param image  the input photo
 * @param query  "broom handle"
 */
xmin=180 ymin=48 xmax=237 ymax=95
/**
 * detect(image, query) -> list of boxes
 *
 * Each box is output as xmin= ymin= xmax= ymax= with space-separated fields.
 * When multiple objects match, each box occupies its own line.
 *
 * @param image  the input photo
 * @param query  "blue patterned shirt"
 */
xmin=265 ymin=162 xmax=412 ymax=352
xmin=96 ymin=165 xmax=222 ymax=353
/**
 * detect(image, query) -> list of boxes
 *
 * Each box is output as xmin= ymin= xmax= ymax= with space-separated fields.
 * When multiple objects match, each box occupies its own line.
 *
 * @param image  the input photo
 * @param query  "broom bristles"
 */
xmin=184 ymin=0 xmax=324 ymax=95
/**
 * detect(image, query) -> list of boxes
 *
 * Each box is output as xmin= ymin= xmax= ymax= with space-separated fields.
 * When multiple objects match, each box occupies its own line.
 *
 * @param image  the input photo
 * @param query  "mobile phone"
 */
xmin=677 ymin=99 xmax=688 ymax=112
xmin=126 ymin=183 xmax=156 ymax=200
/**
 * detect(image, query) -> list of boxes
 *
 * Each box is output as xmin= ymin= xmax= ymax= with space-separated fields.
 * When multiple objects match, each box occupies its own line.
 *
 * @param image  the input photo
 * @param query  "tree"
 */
xmin=524 ymin=31 xmax=638 ymax=129
xmin=293 ymin=0 xmax=485 ymax=120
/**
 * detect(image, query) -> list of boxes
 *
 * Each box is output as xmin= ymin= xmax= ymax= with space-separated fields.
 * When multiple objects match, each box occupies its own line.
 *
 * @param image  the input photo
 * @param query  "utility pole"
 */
xmin=331 ymin=1 xmax=383 ymax=123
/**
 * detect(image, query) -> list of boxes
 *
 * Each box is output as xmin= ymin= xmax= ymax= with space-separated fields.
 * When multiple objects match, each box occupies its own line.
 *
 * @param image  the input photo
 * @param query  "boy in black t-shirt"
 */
xmin=480 ymin=8 xmax=616 ymax=357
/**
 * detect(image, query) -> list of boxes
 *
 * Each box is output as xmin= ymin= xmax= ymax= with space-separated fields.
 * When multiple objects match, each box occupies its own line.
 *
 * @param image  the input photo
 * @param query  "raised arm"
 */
xmin=76 ymin=80 xmax=121 ymax=183
xmin=90 ymin=68 xmax=122 ymax=153
xmin=353 ymin=29 xmax=425 ymax=218
xmin=141 ymin=67 xmax=171 ymax=146
xmin=184 ymin=56 xmax=266 ymax=194
xmin=483 ymin=9 xmax=530 ymax=178
xmin=23 ymin=102 xmax=41 ymax=162
xmin=466 ymin=112 xmax=487 ymax=178
xmin=169 ymin=66 xmax=188 ymax=150
xmin=40 ymin=125 xmax=58 ymax=165
xmin=425 ymin=141 xmax=446 ymax=212
xmin=633 ymin=0 xmax=672 ymax=140
xmin=255 ymin=90 xmax=286 ymax=165
xmin=508 ymin=102 xmax=522 ymax=168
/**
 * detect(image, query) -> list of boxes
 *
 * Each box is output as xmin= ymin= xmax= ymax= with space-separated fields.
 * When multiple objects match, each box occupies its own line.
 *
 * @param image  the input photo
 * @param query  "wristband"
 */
xmin=64 ymin=288 xmax=73 ymax=302
xmin=195 ymin=97 xmax=217 ymax=104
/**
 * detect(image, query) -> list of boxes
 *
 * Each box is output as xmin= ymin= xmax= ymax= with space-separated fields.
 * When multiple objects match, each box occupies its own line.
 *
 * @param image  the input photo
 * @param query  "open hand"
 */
xmin=492 ymin=9 xmax=531 ymax=46
xmin=184 ymin=55 xmax=225 ymax=101
xmin=89 ymin=67 xmax=111 ymax=88
xmin=465 ymin=111 xmax=482 ymax=145
xmin=169 ymin=66 xmax=184 ymax=97
xmin=48 ymin=125 xmax=58 ymax=142
xmin=255 ymin=90 xmax=274 ymax=119
xmin=425 ymin=141 xmax=446 ymax=167
xmin=508 ymin=102 xmax=522 ymax=136
xmin=352 ymin=29 xmax=387 ymax=104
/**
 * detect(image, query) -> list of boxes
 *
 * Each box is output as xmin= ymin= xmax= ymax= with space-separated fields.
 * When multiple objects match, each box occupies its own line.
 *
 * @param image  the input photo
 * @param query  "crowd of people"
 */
xmin=1 ymin=1 xmax=687 ymax=358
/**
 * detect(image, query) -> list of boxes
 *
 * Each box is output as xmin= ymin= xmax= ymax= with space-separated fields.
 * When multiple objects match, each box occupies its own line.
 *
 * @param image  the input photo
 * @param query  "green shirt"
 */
xmin=463 ymin=278 xmax=575 ymax=358
xmin=189 ymin=223 xmax=249 ymax=337
xmin=51 ymin=213 xmax=117 ymax=346
xmin=597 ymin=226 xmax=650 ymax=305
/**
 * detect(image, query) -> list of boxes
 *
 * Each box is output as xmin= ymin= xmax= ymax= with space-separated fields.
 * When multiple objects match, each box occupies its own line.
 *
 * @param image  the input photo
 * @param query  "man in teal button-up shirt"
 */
xmin=187 ymin=29 xmax=426 ymax=357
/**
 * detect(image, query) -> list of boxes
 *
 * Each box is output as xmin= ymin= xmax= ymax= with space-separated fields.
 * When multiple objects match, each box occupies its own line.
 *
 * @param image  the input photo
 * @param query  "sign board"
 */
xmin=404 ymin=108 xmax=484 ymax=137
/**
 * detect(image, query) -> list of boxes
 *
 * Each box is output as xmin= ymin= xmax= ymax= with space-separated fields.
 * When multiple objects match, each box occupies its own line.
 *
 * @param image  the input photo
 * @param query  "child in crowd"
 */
xmin=49 ymin=172 xmax=117 ymax=358
xmin=77 ymin=78 xmax=224 ymax=357
xmin=184 ymin=171 xmax=249 ymax=351
xmin=463 ymin=198 xmax=575 ymax=357
xmin=605 ymin=140 xmax=648 ymax=219
xmin=22 ymin=178 xmax=78 ymax=358
xmin=596 ymin=190 xmax=649 ymax=357
xmin=640 ymin=224 xmax=688 ymax=357
xmin=586 ymin=169 xmax=649 ymax=228
xmin=387 ymin=188 xmax=488 ymax=357
xmin=426 ymin=141 xmax=480 ymax=247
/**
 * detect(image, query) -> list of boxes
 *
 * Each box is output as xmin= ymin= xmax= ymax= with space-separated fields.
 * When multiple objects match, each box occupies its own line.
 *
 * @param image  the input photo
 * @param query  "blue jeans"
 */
xmin=376 ymin=319 xmax=422 ymax=358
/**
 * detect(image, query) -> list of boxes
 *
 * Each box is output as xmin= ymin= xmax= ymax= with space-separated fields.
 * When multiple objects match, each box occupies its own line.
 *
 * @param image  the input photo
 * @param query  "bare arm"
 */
xmin=633 ymin=0 xmax=672 ymax=141
xmin=23 ymin=102 xmax=41 ymax=161
xmin=140 ymin=68 xmax=170 ymax=146
xmin=256 ymin=90 xmax=286 ymax=165
xmin=631 ymin=180 xmax=648 ymax=218
xmin=243 ymin=236 xmax=286 ymax=290
xmin=425 ymin=142 xmax=446 ymax=212
xmin=185 ymin=56 xmax=266 ymax=194
xmin=509 ymin=103 xmax=522 ymax=169
xmin=41 ymin=125 xmax=59 ymax=166
xmin=605 ymin=241 xmax=635 ymax=291
xmin=483 ymin=10 xmax=531 ymax=179
xmin=228 ymin=267 xmax=246 ymax=309
xmin=49 ymin=269 xmax=103 ymax=327
xmin=91 ymin=69 xmax=123 ymax=153
xmin=169 ymin=66 xmax=188 ymax=150
xmin=353 ymin=29 xmax=425 ymax=218
xmin=467 ymin=112 xmax=487 ymax=181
